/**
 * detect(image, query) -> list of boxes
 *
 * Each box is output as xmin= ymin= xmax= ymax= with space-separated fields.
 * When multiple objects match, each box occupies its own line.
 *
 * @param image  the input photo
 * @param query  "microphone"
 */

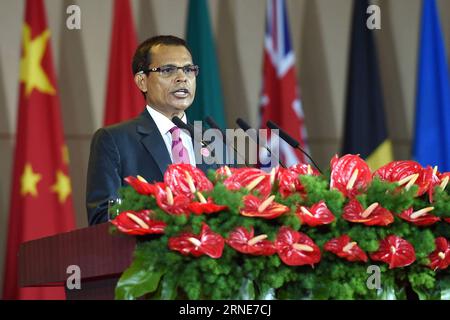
xmin=172 ymin=116 xmax=209 ymax=149
xmin=205 ymin=116 xmax=251 ymax=167
xmin=266 ymin=120 xmax=322 ymax=174
xmin=172 ymin=116 xmax=194 ymax=137
xmin=236 ymin=118 xmax=286 ymax=168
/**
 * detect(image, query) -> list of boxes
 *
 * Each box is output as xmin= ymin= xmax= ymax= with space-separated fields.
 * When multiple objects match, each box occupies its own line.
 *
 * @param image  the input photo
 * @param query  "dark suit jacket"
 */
xmin=86 ymin=109 xmax=220 ymax=225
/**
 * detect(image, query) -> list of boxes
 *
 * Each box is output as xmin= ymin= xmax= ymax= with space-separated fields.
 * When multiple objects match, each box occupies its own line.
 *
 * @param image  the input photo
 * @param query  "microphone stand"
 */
xmin=205 ymin=116 xmax=251 ymax=167
xmin=266 ymin=120 xmax=322 ymax=174
xmin=236 ymin=118 xmax=286 ymax=168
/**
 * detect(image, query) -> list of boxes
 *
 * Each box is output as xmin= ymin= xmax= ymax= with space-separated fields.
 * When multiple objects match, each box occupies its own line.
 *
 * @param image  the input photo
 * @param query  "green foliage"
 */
xmin=431 ymin=188 xmax=450 ymax=219
xmin=299 ymin=175 xmax=345 ymax=213
xmin=115 ymin=241 xmax=166 ymax=300
xmin=109 ymin=186 xmax=156 ymax=219
xmin=365 ymin=178 xmax=416 ymax=213
xmin=113 ymin=172 xmax=450 ymax=300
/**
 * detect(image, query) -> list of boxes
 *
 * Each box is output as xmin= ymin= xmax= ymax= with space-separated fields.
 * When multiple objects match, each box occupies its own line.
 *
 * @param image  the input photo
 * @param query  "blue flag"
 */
xmin=413 ymin=0 xmax=450 ymax=171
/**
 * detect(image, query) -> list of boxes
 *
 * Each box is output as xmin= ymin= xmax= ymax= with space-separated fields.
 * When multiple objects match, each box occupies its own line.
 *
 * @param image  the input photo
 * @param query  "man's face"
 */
xmin=140 ymin=45 xmax=196 ymax=116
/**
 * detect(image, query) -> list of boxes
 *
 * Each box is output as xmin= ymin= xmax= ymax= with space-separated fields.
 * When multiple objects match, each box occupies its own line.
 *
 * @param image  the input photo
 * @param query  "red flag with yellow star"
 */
xmin=2 ymin=0 xmax=76 ymax=300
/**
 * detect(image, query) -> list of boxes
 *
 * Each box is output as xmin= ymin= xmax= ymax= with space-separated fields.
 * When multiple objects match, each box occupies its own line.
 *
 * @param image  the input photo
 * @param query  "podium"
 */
xmin=18 ymin=223 xmax=136 ymax=300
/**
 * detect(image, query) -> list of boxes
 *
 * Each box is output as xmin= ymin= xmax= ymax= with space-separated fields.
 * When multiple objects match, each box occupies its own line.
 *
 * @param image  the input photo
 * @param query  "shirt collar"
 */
xmin=146 ymin=105 xmax=188 ymax=136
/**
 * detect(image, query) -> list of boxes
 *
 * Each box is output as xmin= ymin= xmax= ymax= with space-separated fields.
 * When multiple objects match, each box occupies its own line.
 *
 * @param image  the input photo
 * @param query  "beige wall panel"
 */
xmin=1 ymin=0 xmax=450 ymax=297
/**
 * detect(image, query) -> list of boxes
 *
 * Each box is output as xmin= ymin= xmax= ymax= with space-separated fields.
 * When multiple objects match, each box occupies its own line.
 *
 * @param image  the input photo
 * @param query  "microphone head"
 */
xmin=172 ymin=116 xmax=194 ymax=137
xmin=236 ymin=118 xmax=260 ymax=144
xmin=205 ymin=116 xmax=218 ymax=129
xmin=266 ymin=120 xmax=278 ymax=131
xmin=266 ymin=120 xmax=299 ymax=148
xmin=171 ymin=115 xmax=183 ymax=126
xmin=266 ymin=120 xmax=323 ymax=174
xmin=236 ymin=118 xmax=251 ymax=131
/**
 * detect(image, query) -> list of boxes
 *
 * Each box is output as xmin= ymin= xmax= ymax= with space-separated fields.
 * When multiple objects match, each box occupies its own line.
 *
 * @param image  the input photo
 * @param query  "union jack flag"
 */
xmin=259 ymin=0 xmax=309 ymax=166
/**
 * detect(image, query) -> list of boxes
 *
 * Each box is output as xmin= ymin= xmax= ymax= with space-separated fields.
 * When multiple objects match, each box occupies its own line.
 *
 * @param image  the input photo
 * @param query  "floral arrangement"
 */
xmin=109 ymin=155 xmax=450 ymax=300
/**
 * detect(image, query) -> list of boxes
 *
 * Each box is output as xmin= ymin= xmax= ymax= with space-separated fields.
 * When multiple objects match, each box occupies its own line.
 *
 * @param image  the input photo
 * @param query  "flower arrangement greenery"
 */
xmin=109 ymin=155 xmax=450 ymax=300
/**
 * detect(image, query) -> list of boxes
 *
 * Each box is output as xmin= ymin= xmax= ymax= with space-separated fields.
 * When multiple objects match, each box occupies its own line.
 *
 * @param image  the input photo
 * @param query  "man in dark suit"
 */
xmin=86 ymin=35 xmax=220 ymax=225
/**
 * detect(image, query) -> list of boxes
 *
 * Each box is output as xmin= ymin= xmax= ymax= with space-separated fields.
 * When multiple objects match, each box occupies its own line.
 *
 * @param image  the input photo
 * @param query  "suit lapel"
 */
xmin=136 ymin=110 xmax=172 ymax=176
xmin=136 ymin=109 xmax=219 ymax=176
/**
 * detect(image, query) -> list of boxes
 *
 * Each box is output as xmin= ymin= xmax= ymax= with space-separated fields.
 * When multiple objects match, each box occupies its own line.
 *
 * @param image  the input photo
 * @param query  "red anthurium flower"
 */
xmin=419 ymin=165 xmax=434 ymax=198
xmin=426 ymin=166 xmax=441 ymax=203
xmin=445 ymin=218 xmax=450 ymax=223
xmin=426 ymin=170 xmax=450 ymax=203
xmin=275 ymin=226 xmax=321 ymax=267
xmin=296 ymin=201 xmax=335 ymax=227
xmin=277 ymin=168 xmax=304 ymax=198
xmin=289 ymin=163 xmax=321 ymax=176
xmin=277 ymin=164 xmax=320 ymax=198
xmin=370 ymin=235 xmax=416 ymax=269
xmin=168 ymin=223 xmax=224 ymax=258
xmin=164 ymin=164 xmax=213 ymax=198
xmin=215 ymin=165 xmax=236 ymax=180
xmin=324 ymin=235 xmax=368 ymax=262
xmin=226 ymin=227 xmax=277 ymax=256
xmin=374 ymin=160 xmax=420 ymax=182
xmin=428 ymin=237 xmax=450 ymax=271
xmin=373 ymin=160 xmax=431 ymax=196
xmin=188 ymin=192 xmax=228 ymax=215
xmin=153 ymin=183 xmax=191 ymax=215
xmin=398 ymin=207 xmax=440 ymax=226
xmin=110 ymin=210 xmax=166 ymax=235
xmin=240 ymin=194 xmax=290 ymax=219
xmin=124 ymin=175 xmax=155 ymax=195
xmin=438 ymin=172 xmax=450 ymax=192
xmin=224 ymin=167 xmax=272 ymax=197
xmin=342 ymin=198 xmax=394 ymax=226
xmin=276 ymin=167 xmax=301 ymax=198
xmin=330 ymin=154 xmax=372 ymax=198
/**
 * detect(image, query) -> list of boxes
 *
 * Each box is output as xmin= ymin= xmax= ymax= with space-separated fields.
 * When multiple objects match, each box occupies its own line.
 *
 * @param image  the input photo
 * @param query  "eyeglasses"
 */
xmin=138 ymin=64 xmax=200 ymax=78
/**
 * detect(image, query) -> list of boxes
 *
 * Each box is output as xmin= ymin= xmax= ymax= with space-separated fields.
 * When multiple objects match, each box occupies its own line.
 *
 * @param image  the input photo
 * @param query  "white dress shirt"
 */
xmin=146 ymin=105 xmax=197 ymax=167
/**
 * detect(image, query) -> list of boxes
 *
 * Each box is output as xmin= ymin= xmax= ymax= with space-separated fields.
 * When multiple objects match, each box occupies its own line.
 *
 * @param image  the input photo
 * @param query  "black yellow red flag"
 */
xmin=342 ymin=0 xmax=393 ymax=170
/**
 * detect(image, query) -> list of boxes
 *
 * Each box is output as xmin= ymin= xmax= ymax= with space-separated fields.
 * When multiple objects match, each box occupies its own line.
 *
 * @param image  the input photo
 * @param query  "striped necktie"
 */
xmin=169 ymin=126 xmax=191 ymax=164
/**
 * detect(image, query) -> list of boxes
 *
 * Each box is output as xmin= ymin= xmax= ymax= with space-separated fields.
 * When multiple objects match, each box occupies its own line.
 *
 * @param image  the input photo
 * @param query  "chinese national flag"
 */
xmin=2 ymin=0 xmax=76 ymax=300
xmin=103 ymin=0 xmax=143 ymax=126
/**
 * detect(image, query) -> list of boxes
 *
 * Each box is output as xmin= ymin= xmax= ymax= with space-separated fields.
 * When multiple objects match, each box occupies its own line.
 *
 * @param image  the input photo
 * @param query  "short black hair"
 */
xmin=132 ymin=35 xmax=192 ymax=75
